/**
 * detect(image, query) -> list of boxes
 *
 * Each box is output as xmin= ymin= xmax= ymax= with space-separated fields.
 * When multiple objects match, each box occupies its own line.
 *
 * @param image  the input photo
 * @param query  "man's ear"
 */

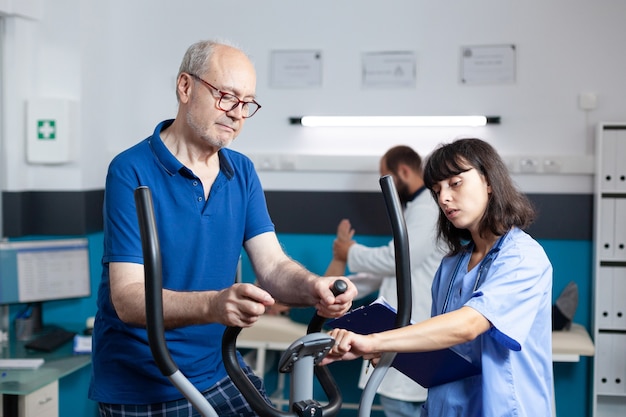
xmin=396 ymin=163 xmax=411 ymax=181
xmin=177 ymin=73 xmax=193 ymax=103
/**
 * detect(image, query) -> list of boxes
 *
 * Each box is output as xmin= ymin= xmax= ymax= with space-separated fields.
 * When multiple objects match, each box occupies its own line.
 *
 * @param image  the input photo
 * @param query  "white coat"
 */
xmin=347 ymin=188 xmax=446 ymax=402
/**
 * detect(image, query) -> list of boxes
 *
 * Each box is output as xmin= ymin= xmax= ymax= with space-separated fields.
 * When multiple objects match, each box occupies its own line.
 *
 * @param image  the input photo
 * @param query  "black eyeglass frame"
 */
xmin=189 ymin=73 xmax=261 ymax=118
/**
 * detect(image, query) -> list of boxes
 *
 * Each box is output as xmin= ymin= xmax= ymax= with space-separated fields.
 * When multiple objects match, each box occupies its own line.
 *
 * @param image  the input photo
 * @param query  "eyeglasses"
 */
xmin=189 ymin=73 xmax=261 ymax=118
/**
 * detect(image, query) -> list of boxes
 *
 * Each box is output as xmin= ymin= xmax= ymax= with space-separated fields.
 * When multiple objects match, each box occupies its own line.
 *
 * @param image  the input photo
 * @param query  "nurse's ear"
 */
xmin=478 ymin=170 xmax=492 ymax=194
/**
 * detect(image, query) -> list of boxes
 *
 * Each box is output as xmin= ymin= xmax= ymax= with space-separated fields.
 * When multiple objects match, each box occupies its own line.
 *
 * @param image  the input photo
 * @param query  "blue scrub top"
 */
xmin=424 ymin=227 xmax=553 ymax=417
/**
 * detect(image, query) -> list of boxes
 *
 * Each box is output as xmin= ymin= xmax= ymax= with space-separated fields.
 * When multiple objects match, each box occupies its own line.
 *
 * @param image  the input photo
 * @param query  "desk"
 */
xmin=552 ymin=323 xmax=595 ymax=362
xmin=551 ymin=323 xmax=595 ymax=417
xmin=0 ymin=331 xmax=91 ymax=417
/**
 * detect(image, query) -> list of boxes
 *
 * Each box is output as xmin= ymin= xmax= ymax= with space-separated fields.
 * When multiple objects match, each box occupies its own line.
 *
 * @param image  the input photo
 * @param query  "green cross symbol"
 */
xmin=37 ymin=119 xmax=56 ymax=140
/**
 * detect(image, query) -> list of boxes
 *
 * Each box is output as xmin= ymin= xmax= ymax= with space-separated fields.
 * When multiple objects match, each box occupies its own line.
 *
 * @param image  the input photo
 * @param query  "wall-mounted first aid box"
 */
xmin=26 ymin=98 xmax=78 ymax=164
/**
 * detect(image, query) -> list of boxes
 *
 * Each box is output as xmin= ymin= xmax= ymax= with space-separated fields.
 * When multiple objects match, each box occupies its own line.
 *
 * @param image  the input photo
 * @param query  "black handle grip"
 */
xmin=307 ymin=279 xmax=348 ymax=334
xmin=134 ymin=186 xmax=178 ymax=377
xmin=379 ymin=175 xmax=412 ymax=328
xmin=331 ymin=279 xmax=348 ymax=296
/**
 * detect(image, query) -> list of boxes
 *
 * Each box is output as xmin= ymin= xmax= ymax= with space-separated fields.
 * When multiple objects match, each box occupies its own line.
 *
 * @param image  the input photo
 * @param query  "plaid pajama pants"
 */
xmin=98 ymin=365 xmax=270 ymax=417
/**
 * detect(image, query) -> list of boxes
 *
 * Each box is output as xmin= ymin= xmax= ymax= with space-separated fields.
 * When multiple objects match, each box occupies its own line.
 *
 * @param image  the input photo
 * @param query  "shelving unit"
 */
xmin=593 ymin=122 xmax=626 ymax=416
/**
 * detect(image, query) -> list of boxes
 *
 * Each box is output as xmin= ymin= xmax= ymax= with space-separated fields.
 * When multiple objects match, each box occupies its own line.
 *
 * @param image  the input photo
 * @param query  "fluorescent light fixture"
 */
xmin=290 ymin=116 xmax=500 ymax=127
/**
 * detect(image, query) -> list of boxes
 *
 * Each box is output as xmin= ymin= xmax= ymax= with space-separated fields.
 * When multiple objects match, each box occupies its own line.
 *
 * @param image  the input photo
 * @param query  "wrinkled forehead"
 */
xmin=205 ymin=46 xmax=257 ymax=97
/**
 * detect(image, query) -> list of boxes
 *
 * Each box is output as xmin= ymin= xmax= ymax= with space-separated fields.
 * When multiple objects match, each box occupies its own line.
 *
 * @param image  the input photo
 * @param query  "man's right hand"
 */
xmin=212 ymin=283 xmax=275 ymax=328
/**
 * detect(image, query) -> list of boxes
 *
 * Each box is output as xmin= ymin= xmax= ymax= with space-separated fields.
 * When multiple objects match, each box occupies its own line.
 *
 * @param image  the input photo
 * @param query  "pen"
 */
xmin=365 ymin=360 xmax=372 ymax=375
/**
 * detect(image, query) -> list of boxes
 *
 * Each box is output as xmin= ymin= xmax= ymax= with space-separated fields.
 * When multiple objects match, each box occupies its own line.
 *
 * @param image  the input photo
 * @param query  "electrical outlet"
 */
xmin=543 ymin=159 xmax=561 ymax=173
xmin=519 ymin=158 xmax=540 ymax=173
xmin=279 ymin=155 xmax=296 ymax=170
xmin=255 ymin=155 xmax=279 ymax=170
xmin=578 ymin=92 xmax=598 ymax=111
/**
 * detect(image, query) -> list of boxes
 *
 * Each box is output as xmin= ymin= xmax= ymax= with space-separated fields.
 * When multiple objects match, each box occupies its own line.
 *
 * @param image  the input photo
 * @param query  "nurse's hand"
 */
xmin=320 ymin=328 xmax=379 ymax=365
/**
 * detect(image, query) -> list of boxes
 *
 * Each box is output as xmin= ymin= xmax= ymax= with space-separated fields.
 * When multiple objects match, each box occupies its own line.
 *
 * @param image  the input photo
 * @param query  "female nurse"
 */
xmin=324 ymin=138 xmax=553 ymax=417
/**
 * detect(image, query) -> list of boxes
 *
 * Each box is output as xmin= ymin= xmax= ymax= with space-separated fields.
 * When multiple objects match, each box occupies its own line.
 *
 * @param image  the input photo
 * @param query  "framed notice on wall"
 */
xmin=361 ymin=51 xmax=416 ymax=89
xmin=270 ymin=50 xmax=322 ymax=88
xmin=460 ymin=44 xmax=516 ymax=85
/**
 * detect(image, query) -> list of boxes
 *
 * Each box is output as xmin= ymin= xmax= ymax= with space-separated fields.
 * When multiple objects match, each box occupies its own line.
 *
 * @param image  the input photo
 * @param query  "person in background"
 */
xmin=88 ymin=39 xmax=357 ymax=417
xmin=323 ymin=138 xmax=553 ymax=417
xmin=325 ymin=145 xmax=446 ymax=417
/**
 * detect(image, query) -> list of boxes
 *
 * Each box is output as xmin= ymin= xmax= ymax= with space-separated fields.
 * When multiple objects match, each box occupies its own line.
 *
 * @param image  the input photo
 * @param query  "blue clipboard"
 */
xmin=327 ymin=297 xmax=481 ymax=388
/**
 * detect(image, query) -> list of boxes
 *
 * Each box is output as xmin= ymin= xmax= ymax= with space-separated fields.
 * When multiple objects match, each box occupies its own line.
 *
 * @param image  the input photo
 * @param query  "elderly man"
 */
xmin=89 ymin=39 xmax=356 ymax=417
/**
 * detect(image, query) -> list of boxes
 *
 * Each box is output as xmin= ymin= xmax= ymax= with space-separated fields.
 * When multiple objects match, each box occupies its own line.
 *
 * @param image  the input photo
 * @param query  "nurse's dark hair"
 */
xmin=423 ymin=138 xmax=536 ymax=254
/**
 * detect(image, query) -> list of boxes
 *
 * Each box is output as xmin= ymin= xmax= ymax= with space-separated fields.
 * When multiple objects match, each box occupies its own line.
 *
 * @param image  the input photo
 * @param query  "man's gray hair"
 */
xmin=175 ymin=39 xmax=246 ymax=101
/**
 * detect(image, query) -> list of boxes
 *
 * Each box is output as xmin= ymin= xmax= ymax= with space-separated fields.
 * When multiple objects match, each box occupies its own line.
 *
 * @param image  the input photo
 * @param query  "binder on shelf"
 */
xmin=327 ymin=297 xmax=481 ymax=388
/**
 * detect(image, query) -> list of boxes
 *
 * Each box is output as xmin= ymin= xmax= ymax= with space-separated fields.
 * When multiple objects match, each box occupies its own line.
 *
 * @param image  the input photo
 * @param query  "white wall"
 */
xmin=2 ymin=0 xmax=625 ymax=192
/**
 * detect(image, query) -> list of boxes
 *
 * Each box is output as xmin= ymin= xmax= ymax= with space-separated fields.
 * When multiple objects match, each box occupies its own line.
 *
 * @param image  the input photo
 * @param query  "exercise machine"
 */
xmin=134 ymin=174 xmax=412 ymax=416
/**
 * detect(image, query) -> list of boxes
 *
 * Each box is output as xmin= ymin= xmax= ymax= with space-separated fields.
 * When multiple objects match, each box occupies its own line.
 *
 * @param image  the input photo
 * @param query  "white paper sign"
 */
xmin=270 ymin=50 xmax=322 ymax=88
xmin=362 ymin=51 xmax=416 ymax=88
xmin=460 ymin=44 xmax=516 ymax=84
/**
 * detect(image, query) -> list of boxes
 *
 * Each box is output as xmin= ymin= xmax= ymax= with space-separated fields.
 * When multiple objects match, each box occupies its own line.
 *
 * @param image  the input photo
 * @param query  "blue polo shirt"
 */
xmin=89 ymin=120 xmax=275 ymax=404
